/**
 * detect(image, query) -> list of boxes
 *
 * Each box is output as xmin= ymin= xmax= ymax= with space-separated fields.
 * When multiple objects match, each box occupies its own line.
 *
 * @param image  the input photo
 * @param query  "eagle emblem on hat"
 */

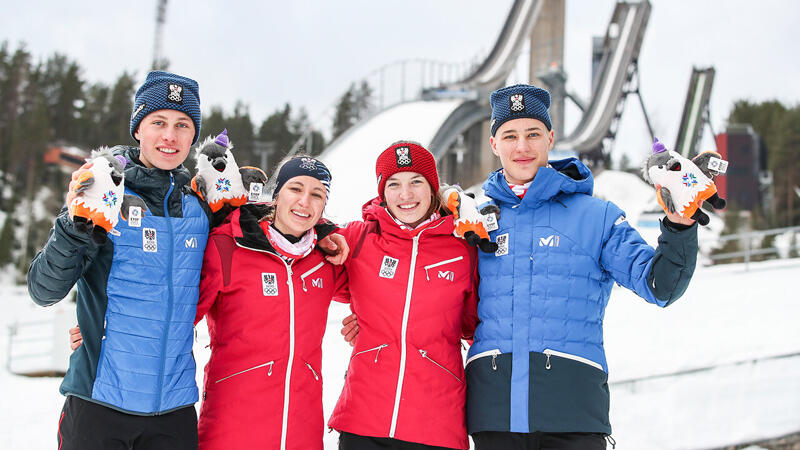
xmin=167 ymin=84 xmax=184 ymax=104
xmin=395 ymin=147 xmax=412 ymax=167
xmin=300 ymin=157 xmax=318 ymax=170
xmin=510 ymin=93 xmax=525 ymax=112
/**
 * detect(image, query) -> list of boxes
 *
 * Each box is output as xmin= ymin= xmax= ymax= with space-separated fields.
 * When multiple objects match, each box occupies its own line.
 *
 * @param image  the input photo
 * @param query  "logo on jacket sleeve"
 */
xmin=379 ymin=255 xmax=399 ymax=278
xmin=262 ymin=273 xmax=278 ymax=296
xmin=143 ymin=228 xmax=157 ymax=252
xmin=495 ymin=233 xmax=509 ymax=256
xmin=538 ymin=234 xmax=560 ymax=247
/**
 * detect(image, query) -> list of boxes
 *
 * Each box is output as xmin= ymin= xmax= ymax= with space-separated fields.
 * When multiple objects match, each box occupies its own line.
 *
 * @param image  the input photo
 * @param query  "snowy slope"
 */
xmin=320 ymin=99 xmax=464 ymax=224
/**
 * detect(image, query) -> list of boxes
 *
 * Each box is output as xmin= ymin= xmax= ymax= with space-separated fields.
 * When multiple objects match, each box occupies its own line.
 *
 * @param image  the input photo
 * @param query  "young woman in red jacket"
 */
xmin=195 ymin=156 xmax=349 ymax=450
xmin=329 ymin=141 xmax=480 ymax=450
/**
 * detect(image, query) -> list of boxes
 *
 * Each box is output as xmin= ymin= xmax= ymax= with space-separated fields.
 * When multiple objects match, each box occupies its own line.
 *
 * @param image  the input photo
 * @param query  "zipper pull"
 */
xmin=306 ymin=362 xmax=319 ymax=380
xmin=545 ymin=353 xmax=551 ymax=370
xmin=267 ymin=363 xmax=273 ymax=376
xmin=606 ymin=435 xmax=616 ymax=449
xmin=491 ymin=353 xmax=497 ymax=371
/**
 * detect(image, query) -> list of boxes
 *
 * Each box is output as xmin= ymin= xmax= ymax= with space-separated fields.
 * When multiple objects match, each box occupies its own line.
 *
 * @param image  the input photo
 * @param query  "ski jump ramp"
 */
xmin=319 ymin=0 xmax=651 ymax=222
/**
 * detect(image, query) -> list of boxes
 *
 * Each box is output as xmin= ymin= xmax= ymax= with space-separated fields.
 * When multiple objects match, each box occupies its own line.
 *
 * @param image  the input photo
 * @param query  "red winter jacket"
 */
xmin=328 ymin=199 xmax=479 ymax=450
xmin=195 ymin=204 xmax=346 ymax=450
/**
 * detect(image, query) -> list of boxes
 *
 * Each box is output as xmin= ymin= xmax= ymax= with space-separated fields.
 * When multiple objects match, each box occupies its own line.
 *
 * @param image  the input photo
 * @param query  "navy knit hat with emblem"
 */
xmin=273 ymin=156 xmax=332 ymax=199
xmin=130 ymin=71 xmax=202 ymax=144
xmin=490 ymin=84 xmax=552 ymax=136
xmin=375 ymin=141 xmax=439 ymax=201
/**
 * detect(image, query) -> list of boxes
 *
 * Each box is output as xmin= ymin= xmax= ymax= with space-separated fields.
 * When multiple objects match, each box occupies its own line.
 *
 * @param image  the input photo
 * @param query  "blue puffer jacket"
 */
xmin=466 ymin=159 xmax=697 ymax=435
xmin=28 ymin=146 xmax=210 ymax=415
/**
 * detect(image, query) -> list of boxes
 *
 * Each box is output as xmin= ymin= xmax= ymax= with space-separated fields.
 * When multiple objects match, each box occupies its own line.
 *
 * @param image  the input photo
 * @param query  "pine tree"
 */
xmin=104 ymin=72 xmax=135 ymax=145
xmin=0 ymin=214 xmax=14 ymax=266
xmin=332 ymin=85 xmax=356 ymax=140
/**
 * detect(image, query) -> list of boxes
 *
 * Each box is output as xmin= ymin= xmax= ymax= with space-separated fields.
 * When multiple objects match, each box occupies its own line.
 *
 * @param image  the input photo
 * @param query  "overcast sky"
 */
xmin=3 ymin=0 xmax=799 ymax=161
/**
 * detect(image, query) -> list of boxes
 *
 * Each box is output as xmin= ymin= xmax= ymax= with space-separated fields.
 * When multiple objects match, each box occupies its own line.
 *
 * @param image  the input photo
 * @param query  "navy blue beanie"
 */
xmin=490 ymin=84 xmax=552 ymax=136
xmin=130 ymin=71 xmax=202 ymax=144
xmin=273 ymin=156 xmax=332 ymax=199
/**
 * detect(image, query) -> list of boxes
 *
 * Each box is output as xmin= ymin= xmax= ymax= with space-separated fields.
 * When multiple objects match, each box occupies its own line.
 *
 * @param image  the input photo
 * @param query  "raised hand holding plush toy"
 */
xmin=68 ymin=148 xmax=148 ymax=243
xmin=643 ymin=138 xmax=727 ymax=226
xmin=192 ymin=129 xmax=249 ymax=211
xmin=440 ymin=184 xmax=499 ymax=253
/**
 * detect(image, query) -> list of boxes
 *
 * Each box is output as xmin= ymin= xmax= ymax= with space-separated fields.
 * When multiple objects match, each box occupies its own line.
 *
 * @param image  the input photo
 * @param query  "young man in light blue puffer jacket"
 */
xmin=466 ymin=84 xmax=700 ymax=450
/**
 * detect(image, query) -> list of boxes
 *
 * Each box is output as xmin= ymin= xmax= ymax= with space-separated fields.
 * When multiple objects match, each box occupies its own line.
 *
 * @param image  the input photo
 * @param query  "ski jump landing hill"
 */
xmin=320 ymin=0 xmax=652 ymax=223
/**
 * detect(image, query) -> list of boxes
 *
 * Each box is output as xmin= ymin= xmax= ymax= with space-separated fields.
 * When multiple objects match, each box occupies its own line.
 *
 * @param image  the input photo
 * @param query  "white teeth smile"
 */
xmin=157 ymin=148 xmax=178 ymax=154
xmin=291 ymin=210 xmax=310 ymax=218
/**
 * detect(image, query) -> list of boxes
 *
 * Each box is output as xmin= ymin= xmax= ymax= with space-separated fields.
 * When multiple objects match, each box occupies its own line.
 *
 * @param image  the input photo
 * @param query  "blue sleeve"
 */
xmin=27 ymin=207 xmax=102 ymax=306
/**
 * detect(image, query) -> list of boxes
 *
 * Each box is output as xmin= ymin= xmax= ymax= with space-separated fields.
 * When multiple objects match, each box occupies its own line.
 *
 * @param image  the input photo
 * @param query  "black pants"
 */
xmin=472 ymin=431 xmax=607 ymax=450
xmin=57 ymin=395 xmax=198 ymax=450
xmin=339 ymin=431 xmax=459 ymax=450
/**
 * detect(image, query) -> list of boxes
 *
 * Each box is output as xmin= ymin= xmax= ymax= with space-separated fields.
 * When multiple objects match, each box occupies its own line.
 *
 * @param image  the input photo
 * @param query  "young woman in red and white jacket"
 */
xmin=195 ymin=156 xmax=349 ymax=450
xmin=329 ymin=141 xmax=480 ymax=450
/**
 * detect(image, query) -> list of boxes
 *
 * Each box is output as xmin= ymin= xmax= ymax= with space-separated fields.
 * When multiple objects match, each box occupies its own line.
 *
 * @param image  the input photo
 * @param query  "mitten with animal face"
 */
xmin=69 ymin=148 xmax=147 ymax=243
xmin=440 ymin=184 xmax=498 ymax=253
xmin=643 ymin=138 xmax=728 ymax=226
xmin=192 ymin=129 xmax=248 ymax=211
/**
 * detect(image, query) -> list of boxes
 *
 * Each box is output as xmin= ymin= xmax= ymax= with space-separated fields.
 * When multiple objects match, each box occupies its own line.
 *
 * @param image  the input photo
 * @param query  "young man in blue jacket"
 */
xmin=465 ymin=84 xmax=700 ymax=449
xmin=28 ymin=71 xmax=208 ymax=450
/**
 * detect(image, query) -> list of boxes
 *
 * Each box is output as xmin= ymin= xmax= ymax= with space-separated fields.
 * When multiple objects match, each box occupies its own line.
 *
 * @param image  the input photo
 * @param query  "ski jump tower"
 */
xmin=320 ymin=0 xmax=656 ymax=222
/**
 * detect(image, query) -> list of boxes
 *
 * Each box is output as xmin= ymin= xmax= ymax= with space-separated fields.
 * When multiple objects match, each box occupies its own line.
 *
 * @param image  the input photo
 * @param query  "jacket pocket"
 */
xmin=422 ymin=256 xmax=464 ymax=281
xmin=304 ymin=361 xmax=321 ymax=382
xmin=299 ymin=261 xmax=325 ymax=292
xmin=418 ymin=349 xmax=462 ymax=383
xmin=351 ymin=343 xmax=388 ymax=363
xmin=465 ymin=348 xmax=501 ymax=370
xmin=214 ymin=360 xmax=275 ymax=384
xmin=543 ymin=349 xmax=603 ymax=371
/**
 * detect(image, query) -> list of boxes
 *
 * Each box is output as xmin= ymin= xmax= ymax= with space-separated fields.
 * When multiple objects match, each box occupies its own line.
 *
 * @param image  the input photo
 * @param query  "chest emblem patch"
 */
xmin=379 ymin=255 xmax=399 ymax=279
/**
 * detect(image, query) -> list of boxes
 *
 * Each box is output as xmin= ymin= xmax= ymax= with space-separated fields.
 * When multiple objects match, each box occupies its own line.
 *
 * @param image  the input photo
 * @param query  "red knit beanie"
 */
xmin=375 ymin=141 xmax=440 ymax=201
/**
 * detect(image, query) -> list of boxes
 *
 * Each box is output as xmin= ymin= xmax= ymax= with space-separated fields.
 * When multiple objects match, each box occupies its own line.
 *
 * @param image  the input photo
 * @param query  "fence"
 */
xmin=707 ymin=225 xmax=800 ymax=270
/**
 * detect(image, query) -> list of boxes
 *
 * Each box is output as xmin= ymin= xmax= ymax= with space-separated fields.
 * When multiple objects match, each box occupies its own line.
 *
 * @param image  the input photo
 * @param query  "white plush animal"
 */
xmin=69 ymin=147 xmax=147 ymax=243
xmin=191 ymin=129 xmax=248 ymax=212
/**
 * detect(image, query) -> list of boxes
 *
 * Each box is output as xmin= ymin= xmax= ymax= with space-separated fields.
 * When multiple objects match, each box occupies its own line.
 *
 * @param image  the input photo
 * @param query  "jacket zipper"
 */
xmin=543 ymin=348 xmax=603 ymax=371
xmin=352 ymin=343 xmax=388 ymax=363
xmin=233 ymin=241 xmax=297 ymax=450
xmin=465 ymin=348 xmax=501 ymax=370
xmin=389 ymin=221 xmax=446 ymax=437
xmin=156 ymin=172 xmax=175 ymax=414
xmin=305 ymin=362 xmax=319 ymax=381
xmin=422 ymin=256 xmax=464 ymax=281
xmin=300 ymin=261 xmax=325 ymax=292
xmin=215 ymin=361 xmax=274 ymax=383
xmin=419 ymin=349 xmax=461 ymax=382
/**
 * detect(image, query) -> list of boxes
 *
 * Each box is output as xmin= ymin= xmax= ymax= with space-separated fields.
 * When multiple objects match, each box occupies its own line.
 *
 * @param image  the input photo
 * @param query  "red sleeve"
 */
xmin=331 ymin=264 xmax=351 ymax=304
xmin=195 ymin=236 xmax=224 ymax=324
xmin=461 ymin=246 xmax=480 ymax=341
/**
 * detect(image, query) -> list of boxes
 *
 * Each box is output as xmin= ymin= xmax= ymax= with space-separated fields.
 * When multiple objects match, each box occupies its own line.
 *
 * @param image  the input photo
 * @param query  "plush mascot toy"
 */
xmin=643 ymin=138 xmax=727 ymax=226
xmin=192 ymin=129 xmax=253 ymax=211
xmin=440 ymin=184 xmax=500 ymax=253
xmin=69 ymin=147 xmax=148 ymax=243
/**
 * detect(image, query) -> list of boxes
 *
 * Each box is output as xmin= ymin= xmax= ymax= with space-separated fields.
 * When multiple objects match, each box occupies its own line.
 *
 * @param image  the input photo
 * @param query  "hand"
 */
xmin=341 ymin=313 xmax=359 ymax=346
xmin=319 ymin=233 xmax=349 ymax=265
xmin=65 ymin=162 xmax=94 ymax=213
xmin=68 ymin=325 xmax=83 ymax=351
xmin=665 ymin=209 xmax=697 ymax=226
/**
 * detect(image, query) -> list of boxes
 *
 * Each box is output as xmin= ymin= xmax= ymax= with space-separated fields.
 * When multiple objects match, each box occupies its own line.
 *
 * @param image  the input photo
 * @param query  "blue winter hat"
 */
xmin=489 ymin=84 xmax=552 ymax=136
xmin=130 ymin=71 xmax=202 ymax=144
xmin=273 ymin=156 xmax=332 ymax=199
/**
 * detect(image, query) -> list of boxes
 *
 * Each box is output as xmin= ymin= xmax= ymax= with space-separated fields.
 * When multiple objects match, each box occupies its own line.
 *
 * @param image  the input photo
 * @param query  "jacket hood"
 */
xmin=360 ymin=196 xmax=454 ymax=239
xmin=482 ymin=157 xmax=594 ymax=207
xmin=220 ymin=203 xmax=336 ymax=252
